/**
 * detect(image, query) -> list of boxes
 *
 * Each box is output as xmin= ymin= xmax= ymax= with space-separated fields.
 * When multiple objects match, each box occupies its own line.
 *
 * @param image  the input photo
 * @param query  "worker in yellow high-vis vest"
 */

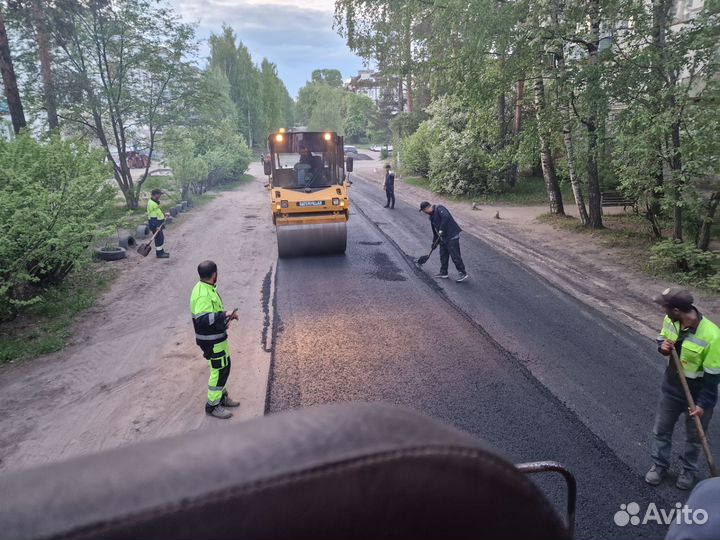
xmin=645 ymin=287 xmax=720 ymax=490
xmin=190 ymin=260 xmax=240 ymax=419
xmin=147 ymin=189 xmax=170 ymax=258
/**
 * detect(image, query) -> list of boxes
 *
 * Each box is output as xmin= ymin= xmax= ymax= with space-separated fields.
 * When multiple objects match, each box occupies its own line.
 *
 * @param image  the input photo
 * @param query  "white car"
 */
xmin=370 ymin=144 xmax=393 ymax=152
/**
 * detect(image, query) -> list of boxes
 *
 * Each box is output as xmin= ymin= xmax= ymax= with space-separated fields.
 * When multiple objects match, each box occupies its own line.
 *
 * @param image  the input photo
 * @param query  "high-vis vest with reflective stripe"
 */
xmin=659 ymin=315 xmax=720 ymax=379
xmin=190 ymin=281 xmax=227 ymax=349
xmin=147 ymin=199 xmax=165 ymax=220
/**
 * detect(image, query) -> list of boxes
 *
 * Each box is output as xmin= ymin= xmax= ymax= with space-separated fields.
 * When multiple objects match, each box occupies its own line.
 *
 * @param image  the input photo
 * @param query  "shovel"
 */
xmin=415 ymin=236 xmax=441 ymax=267
xmin=137 ymin=223 xmax=164 ymax=257
xmin=670 ymin=347 xmax=718 ymax=477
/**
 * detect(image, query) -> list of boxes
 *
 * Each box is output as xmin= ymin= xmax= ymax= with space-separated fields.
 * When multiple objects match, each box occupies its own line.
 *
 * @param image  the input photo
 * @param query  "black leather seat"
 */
xmin=0 ymin=403 xmax=570 ymax=539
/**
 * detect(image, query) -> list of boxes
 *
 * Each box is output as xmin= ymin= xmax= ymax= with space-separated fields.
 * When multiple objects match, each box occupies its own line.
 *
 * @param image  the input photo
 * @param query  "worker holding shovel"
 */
xmin=147 ymin=188 xmax=170 ymax=258
xmin=646 ymin=287 xmax=720 ymax=489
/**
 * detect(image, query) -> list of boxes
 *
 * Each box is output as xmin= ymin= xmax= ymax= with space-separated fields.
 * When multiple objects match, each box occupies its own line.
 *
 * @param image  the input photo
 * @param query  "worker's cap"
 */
xmin=419 ymin=201 xmax=432 ymax=212
xmin=151 ymin=188 xmax=163 ymax=196
xmin=653 ymin=287 xmax=694 ymax=309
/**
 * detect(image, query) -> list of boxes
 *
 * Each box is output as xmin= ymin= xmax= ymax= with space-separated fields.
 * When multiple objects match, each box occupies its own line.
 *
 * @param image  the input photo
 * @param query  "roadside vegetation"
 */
xmin=335 ymin=0 xmax=719 ymax=287
xmin=0 ymin=1 xmax=285 ymax=362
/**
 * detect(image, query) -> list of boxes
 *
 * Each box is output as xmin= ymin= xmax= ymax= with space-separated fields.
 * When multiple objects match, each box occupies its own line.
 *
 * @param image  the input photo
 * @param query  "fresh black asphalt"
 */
xmin=267 ymin=173 xmax=717 ymax=539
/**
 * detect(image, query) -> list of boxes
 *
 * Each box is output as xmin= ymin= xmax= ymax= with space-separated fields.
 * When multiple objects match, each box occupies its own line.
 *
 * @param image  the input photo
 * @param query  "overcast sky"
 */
xmin=175 ymin=0 xmax=368 ymax=97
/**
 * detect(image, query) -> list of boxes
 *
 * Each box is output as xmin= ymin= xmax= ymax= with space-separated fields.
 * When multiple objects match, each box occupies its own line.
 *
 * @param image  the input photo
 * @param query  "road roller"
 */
xmin=264 ymin=130 xmax=353 ymax=257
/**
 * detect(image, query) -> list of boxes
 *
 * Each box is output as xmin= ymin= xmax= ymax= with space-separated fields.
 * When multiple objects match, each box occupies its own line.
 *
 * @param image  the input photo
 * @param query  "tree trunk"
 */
xmin=586 ymin=123 xmax=603 ymax=228
xmin=584 ymin=0 xmax=603 ymax=229
xmin=406 ymin=74 xmax=413 ymax=113
xmin=398 ymin=77 xmax=405 ymax=112
xmin=670 ymin=120 xmax=683 ymax=241
xmin=497 ymin=92 xmax=507 ymax=144
xmin=642 ymin=155 xmax=665 ymax=239
xmin=560 ymin=101 xmax=589 ymax=225
xmin=697 ymin=191 xmax=720 ymax=251
xmin=0 ymin=10 xmax=26 ymax=134
xmin=555 ymin=46 xmax=589 ymax=225
xmin=513 ymin=79 xmax=524 ymax=136
xmin=534 ymin=73 xmax=565 ymax=215
xmin=31 ymin=0 xmax=59 ymax=130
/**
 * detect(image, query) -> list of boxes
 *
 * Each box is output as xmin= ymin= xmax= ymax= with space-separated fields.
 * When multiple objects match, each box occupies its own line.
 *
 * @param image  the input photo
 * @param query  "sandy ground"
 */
xmin=0 ymin=163 xmax=276 ymax=474
xmin=357 ymin=160 xmax=719 ymax=336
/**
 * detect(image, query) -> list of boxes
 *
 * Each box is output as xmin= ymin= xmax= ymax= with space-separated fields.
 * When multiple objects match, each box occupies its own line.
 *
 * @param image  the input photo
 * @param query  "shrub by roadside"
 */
xmin=0 ymin=134 xmax=114 ymax=322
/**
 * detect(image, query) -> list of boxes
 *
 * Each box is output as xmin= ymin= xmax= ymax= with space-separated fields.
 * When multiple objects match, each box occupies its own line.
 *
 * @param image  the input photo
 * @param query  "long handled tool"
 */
xmin=137 ymin=223 xmax=164 ymax=257
xmin=415 ymin=236 xmax=441 ymax=267
xmin=670 ymin=347 xmax=718 ymax=477
xmin=225 ymin=308 xmax=238 ymax=329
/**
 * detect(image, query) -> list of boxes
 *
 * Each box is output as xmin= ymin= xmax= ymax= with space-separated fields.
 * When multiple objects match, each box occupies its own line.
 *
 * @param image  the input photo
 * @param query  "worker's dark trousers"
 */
xmin=439 ymin=235 xmax=466 ymax=274
xmin=651 ymin=394 xmax=713 ymax=473
xmin=149 ymin=220 xmax=166 ymax=255
xmin=385 ymin=188 xmax=395 ymax=209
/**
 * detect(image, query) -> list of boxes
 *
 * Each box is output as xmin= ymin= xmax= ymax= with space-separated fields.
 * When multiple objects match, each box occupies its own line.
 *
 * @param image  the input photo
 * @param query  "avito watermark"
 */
xmin=614 ymin=502 xmax=708 ymax=527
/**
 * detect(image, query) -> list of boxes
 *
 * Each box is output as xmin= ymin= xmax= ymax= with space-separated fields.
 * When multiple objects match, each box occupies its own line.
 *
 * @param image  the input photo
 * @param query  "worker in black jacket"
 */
xmin=420 ymin=201 xmax=468 ymax=282
xmin=383 ymin=164 xmax=395 ymax=209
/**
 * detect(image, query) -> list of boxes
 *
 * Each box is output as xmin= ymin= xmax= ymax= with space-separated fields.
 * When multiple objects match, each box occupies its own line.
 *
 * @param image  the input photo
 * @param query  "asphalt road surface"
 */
xmin=268 ymin=162 xmax=718 ymax=539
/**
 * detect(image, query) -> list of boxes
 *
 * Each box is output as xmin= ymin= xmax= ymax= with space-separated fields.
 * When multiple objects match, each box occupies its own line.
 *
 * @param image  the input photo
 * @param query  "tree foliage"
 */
xmin=297 ymin=78 xmax=378 ymax=142
xmin=163 ymin=68 xmax=252 ymax=199
xmin=209 ymin=26 xmax=294 ymax=146
xmin=336 ymin=0 xmax=719 ymax=249
xmin=0 ymin=133 xmax=114 ymax=321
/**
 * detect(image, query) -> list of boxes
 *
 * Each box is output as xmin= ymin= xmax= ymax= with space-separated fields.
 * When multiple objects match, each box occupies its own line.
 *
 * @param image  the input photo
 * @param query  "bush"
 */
xmin=400 ymin=122 xmax=433 ymax=177
xmin=0 ymin=134 xmax=114 ymax=321
xmin=422 ymin=95 xmax=514 ymax=195
xmin=648 ymin=240 xmax=719 ymax=292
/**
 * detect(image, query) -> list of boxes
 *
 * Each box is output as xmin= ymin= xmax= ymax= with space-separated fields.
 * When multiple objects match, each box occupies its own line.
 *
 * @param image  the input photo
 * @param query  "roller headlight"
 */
xmin=332 ymin=198 xmax=340 ymax=206
xmin=281 ymin=200 xmax=289 ymax=208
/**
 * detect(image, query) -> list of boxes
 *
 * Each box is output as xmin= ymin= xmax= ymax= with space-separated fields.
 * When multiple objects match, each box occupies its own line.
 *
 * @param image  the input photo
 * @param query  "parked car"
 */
xmin=370 ymin=144 xmax=393 ymax=152
xmin=344 ymin=145 xmax=358 ymax=155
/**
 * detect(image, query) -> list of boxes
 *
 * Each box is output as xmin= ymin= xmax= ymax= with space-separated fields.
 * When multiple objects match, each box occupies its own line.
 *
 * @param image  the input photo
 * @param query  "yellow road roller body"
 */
xmin=264 ymin=130 xmax=353 ymax=258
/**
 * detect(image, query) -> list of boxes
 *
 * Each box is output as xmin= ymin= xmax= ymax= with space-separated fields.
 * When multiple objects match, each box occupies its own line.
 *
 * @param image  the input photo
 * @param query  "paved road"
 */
xmin=268 ymin=162 xmax=716 ymax=539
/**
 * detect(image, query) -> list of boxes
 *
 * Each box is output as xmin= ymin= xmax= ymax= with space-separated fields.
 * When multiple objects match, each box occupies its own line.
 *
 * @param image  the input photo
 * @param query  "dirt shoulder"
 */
xmin=356 ymin=161 xmax=719 ymax=336
xmin=0 ymin=163 xmax=276 ymax=474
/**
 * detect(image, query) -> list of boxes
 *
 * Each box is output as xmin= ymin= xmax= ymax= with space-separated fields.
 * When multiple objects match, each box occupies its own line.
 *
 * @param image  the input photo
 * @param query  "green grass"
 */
xmin=0 ymin=265 xmax=118 ymax=365
xmin=402 ymin=175 xmax=575 ymax=206
xmin=536 ymin=212 xmax=719 ymax=293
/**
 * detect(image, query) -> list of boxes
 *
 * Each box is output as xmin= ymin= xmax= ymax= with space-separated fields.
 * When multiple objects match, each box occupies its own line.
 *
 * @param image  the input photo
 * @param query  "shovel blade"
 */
xmin=416 ymin=255 xmax=429 ymax=266
xmin=137 ymin=243 xmax=152 ymax=257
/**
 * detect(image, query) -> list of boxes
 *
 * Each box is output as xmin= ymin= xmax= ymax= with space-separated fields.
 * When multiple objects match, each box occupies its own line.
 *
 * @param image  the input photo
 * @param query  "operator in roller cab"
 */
xmin=265 ymin=130 xmax=352 ymax=257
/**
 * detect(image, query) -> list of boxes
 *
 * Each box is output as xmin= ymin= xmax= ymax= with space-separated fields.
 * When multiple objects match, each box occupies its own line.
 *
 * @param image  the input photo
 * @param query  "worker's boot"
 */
xmin=221 ymin=394 xmax=240 ymax=408
xmin=644 ymin=465 xmax=666 ymax=485
xmin=456 ymin=272 xmax=469 ymax=282
xmin=676 ymin=470 xmax=695 ymax=490
xmin=156 ymin=250 xmax=170 ymax=259
xmin=434 ymin=272 xmax=449 ymax=279
xmin=206 ymin=405 xmax=232 ymax=419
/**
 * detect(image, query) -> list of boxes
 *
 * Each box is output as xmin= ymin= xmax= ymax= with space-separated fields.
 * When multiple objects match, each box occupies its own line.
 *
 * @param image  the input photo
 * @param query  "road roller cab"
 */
xmin=265 ymin=130 xmax=352 ymax=257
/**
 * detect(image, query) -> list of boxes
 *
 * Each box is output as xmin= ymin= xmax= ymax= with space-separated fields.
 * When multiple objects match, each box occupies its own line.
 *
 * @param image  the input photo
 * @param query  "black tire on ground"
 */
xmin=117 ymin=232 xmax=136 ymax=249
xmin=181 ymin=201 xmax=188 ymax=210
xmin=94 ymin=246 xmax=127 ymax=261
xmin=136 ymin=224 xmax=150 ymax=238
xmin=170 ymin=206 xmax=179 ymax=217
xmin=174 ymin=204 xmax=183 ymax=214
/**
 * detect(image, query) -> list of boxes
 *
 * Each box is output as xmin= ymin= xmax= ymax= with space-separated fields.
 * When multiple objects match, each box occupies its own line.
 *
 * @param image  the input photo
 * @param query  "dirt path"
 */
xmin=356 ymin=161 xmax=719 ymax=335
xmin=0 ymin=164 xmax=276 ymax=474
